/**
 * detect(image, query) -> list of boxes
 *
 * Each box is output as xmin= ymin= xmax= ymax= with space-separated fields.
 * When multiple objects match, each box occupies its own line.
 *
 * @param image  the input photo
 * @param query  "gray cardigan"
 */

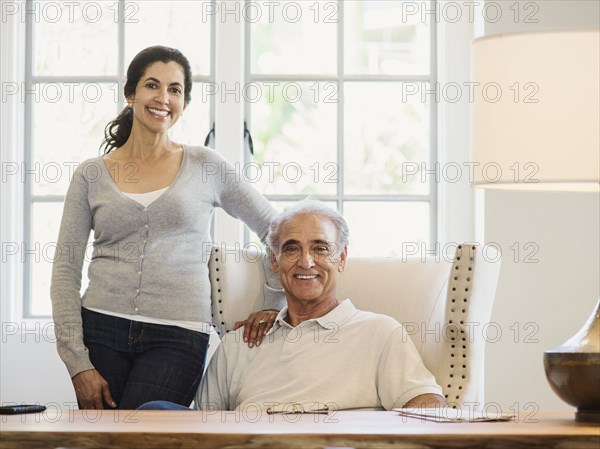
xmin=51 ymin=145 xmax=282 ymax=377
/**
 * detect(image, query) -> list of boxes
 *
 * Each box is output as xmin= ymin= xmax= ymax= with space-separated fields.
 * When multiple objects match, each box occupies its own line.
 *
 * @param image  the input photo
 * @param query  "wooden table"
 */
xmin=1 ymin=409 xmax=598 ymax=449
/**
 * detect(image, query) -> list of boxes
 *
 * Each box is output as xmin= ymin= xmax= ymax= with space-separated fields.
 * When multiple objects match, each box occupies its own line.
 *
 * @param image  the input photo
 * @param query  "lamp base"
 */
xmin=544 ymin=298 xmax=600 ymax=423
xmin=576 ymin=409 xmax=600 ymax=423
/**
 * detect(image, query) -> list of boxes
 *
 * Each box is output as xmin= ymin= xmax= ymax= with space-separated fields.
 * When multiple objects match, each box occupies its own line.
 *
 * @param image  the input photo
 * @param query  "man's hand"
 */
xmin=234 ymin=310 xmax=278 ymax=348
xmin=402 ymin=393 xmax=447 ymax=409
xmin=72 ymin=369 xmax=116 ymax=409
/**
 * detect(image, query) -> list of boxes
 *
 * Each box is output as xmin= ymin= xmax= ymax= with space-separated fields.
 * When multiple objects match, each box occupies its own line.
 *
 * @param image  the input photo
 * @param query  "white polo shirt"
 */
xmin=197 ymin=299 xmax=442 ymax=412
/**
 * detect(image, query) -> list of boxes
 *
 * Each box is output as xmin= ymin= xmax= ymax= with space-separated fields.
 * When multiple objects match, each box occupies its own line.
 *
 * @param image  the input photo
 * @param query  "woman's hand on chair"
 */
xmin=234 ymin=310 xmax=278 ymax=348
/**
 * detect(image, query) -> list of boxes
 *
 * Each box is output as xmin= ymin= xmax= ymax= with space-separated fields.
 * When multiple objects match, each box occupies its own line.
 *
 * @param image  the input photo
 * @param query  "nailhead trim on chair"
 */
xmin=442 ymin=244 xmax=476 ymax=409
xmin=210 ymin=246 xmax=225 ymax=337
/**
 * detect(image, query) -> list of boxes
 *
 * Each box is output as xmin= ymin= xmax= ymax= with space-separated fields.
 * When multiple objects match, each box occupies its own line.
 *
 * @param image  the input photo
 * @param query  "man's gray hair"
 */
xmin=266 ymin=200 xmax=350 ymax=255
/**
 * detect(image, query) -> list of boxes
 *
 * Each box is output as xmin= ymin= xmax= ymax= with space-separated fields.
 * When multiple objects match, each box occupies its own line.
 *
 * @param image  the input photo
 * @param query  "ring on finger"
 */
xmin=258 ymin=319 xmax=266 ymax=324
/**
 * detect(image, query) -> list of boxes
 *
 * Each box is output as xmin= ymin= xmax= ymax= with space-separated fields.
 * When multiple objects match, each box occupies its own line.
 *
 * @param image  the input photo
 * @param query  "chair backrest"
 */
xmin=209 ymin=243 xmax=501 ymax=408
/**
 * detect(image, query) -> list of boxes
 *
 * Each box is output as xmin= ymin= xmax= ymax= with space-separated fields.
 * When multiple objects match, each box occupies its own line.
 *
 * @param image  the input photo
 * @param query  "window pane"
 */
xmin=33 ymin=1 xmax=118 ymax=76
xmin=344 ymin=202 xmax=429 ymax=257
xmin=344 ymin=0 xmax=431 ymax=75
xmin=251 ymin=82 xmax=337 ymax=195
xmin=170 ymin=82 xmax=211 ymax=146
xmin=31 ymin=83 xmax=119 ymax=196
xmin=29 ymin=202 xmax=91 ymax=317
xmin=125 ymin=1 xmax=211 ymax=77
xmin=251 ymin=1 xmax=338 ymax=74
xmin=344 ymin=82 xmax=430 ymax=195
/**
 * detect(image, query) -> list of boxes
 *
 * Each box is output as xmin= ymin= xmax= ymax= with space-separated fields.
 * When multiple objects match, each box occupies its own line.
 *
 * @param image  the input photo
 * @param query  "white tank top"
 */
xmin=122 ymin=186 xmax=168 ymax=207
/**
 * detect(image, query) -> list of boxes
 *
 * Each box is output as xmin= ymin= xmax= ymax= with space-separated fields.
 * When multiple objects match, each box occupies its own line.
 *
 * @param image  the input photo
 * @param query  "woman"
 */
xmin=51 ymin=46 xmax=281 ymax=410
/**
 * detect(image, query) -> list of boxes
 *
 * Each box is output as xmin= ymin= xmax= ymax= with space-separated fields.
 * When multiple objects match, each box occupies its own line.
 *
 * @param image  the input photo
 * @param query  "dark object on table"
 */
xmin=544 ymin=298 xmax=600 ymax=423
xmin=0 ymin=404 xmax=46 ymax=415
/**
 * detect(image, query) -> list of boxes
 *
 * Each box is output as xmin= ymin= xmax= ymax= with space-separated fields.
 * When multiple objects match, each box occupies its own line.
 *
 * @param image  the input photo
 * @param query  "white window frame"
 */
xmin=437 ymin=2 xmax=481 ymax=246
xmin=1 ymin=4 xmax=27 ymax=323
xmin=243 ymin=1 xmax=440 ymax=246
xmin=0 ymin=0 xmax=476 ymax=321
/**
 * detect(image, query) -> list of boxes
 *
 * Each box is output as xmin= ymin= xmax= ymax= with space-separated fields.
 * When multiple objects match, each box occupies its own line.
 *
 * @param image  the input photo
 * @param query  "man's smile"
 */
xmin=294 ymin=274 xmax=318 ymax=280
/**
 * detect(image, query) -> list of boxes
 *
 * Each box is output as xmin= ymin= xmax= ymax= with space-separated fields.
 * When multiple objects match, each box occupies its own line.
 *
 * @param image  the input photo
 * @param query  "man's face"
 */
xmin=270 ymin=213 xmax=347 ymax=305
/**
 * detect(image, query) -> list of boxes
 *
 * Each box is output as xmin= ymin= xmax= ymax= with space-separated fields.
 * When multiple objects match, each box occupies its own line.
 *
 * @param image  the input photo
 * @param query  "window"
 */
xmin=22 ymin=0 xmax=213 ymax=317
xmin=246 ymin=1 xmax=436 ymax=256
xmin=6 ymin=0 xmax=443 ymax=319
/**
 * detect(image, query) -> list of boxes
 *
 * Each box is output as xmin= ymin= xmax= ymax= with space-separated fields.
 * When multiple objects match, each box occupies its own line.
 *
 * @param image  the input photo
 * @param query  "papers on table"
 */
xmin=394 ymin=407 xmax=514 ymax=423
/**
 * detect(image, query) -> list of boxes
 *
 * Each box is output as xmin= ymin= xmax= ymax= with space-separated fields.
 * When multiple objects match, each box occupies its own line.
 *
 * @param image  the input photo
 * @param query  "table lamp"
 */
xmin=471 ymin=30 xmax=599 ymax=422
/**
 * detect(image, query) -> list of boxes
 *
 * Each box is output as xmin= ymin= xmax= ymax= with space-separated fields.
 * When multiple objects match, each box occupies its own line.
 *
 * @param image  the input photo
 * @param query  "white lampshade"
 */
xmin=471 ymin=30 xmax=599 ymax=192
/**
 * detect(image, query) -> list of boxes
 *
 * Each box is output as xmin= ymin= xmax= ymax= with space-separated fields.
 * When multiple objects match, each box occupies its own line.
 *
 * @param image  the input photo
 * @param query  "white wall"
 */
xmin=1 ymin=330 xmax=77 ymax=407
xmin=482 ymin=0 xmax=600 ymax=413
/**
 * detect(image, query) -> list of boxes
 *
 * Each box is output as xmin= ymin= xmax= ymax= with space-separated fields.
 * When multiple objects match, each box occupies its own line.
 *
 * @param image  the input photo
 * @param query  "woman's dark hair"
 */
xmin=101 ymin=45 xmax=193 ymax=153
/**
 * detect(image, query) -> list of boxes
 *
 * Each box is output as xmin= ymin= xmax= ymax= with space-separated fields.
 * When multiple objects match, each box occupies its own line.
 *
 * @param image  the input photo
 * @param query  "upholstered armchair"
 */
xmin=208 ymin=243 xmax=501 ymax=409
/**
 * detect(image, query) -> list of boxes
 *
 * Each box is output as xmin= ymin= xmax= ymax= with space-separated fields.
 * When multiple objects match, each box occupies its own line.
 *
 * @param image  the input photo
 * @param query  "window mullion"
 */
xmin=337 ymin=0 xmax=344 ymax=214
xmin=23 ymin=0 xmax=35 ymax=318
xmin=1 ymin=7 xmax=27 ymax=321
xmin=436 ymin=3 xmax=476 ymax=246
xmin=430 ymin=0 xmax=439 ymax=250
xmin=213 ymin=0 xmax=246 ymax=245
xmin=118 ymin=0 xmax=125 ymax=79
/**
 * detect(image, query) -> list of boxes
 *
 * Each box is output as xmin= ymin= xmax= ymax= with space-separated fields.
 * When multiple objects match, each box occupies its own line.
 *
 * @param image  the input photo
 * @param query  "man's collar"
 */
xmin=270 ymin=299 xmax=357 ymax=333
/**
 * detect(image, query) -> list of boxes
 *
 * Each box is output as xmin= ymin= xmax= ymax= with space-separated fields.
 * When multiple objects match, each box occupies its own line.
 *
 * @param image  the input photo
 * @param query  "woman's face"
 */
xmin=128 ymin=60 xmax=187 ymax=135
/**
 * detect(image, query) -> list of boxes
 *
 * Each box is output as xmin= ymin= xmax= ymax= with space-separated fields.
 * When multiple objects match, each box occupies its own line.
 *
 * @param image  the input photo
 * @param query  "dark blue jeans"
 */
xmin=82 ymin=308 xmax=209 ymax=410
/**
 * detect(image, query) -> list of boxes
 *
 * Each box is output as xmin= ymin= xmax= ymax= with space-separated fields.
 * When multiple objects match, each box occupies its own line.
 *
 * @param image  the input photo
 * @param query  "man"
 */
xmin=140 ymin=201 xmax=445 ymax=412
